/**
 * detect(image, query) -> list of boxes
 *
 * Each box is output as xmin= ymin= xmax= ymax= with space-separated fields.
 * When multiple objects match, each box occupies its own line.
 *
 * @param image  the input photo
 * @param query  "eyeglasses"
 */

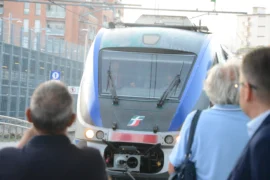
xmin=235 ymin=82 xmax=258 ymax=90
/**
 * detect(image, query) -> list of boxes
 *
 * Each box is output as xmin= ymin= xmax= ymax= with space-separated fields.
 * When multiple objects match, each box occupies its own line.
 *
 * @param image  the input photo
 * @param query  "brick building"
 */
xmin=0 ymin=0 xmax=123 ymax=46
xmin=0 ymin=0 xmax=124 ymax=119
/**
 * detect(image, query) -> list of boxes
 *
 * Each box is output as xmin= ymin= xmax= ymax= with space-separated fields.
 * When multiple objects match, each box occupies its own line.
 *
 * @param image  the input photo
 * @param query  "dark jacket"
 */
xmin=228 ymin=114 xmax=270 ymax=180
xmin=0 ymin=135 xmax=107 ymax=180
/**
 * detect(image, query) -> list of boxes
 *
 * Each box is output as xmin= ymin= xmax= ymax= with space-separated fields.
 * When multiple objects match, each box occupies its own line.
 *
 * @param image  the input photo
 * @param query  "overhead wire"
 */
xmin=2 ymin=0 xmax=248 ymax=15
xmin=44 ymin=0 xmax=109 ymax=27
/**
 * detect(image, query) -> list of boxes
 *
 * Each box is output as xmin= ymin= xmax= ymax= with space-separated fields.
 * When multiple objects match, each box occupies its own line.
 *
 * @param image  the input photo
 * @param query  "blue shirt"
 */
xmin=247 ymin=110 xmax=270 ymax=137
xmin=169 ymin=105 xmax=250 ymax=180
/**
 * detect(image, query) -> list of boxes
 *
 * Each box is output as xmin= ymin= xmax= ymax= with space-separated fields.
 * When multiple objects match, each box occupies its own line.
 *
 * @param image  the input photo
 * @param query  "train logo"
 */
xmin=127 ymin=116 xmax=145 ymax=127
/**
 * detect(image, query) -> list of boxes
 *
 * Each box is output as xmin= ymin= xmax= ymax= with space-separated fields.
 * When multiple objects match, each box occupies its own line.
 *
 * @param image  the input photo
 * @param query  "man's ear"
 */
xmin=67 ymin=114 xmax=76 ymax=127
xmin=245 ymin=83 xmax=253 ymax=102
xmin=26 ymin=109 xmax=33 ymax=123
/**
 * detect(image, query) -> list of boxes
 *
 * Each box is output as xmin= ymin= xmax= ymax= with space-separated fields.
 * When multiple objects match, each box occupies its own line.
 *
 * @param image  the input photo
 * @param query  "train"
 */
xmin=74 ymin=21 xmax=229 ymax=179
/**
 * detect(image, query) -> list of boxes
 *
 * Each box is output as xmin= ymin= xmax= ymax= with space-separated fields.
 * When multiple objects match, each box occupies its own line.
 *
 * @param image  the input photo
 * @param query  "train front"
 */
xmin=75 ymin=27 xmax=210 ymax=179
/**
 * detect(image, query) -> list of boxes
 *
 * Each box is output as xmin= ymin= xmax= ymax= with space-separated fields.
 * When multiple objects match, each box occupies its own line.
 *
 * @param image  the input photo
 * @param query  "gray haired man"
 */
xmin=169 ymin=61 xmax=249 ymax=180
xmin=0 ymin=81 xmax=108 ymax=180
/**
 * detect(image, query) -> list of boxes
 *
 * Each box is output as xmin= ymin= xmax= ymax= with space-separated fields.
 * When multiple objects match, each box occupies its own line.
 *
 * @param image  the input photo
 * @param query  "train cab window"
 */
xmin=100 ymin=50 xmax=153 ymax=98
xmin=154 ymin=54 xmax=195 ymax=99
xmin=100 ymin=50 xmax=196 ymax=99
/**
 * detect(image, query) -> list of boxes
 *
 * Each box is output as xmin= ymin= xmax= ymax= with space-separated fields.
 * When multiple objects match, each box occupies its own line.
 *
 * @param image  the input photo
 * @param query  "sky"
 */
xmin=121 ymin=0 xmax=270 ymax=51
xmin=122 ymin=0 xmax=270 ymax=22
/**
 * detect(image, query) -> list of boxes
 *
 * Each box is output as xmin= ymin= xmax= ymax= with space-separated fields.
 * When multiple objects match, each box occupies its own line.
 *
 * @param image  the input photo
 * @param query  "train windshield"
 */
xmin=100 ymin=49 xmax=195 ymax=99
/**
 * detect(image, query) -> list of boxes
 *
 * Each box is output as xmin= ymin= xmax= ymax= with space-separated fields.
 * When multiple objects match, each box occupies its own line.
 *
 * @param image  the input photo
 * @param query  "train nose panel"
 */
xmin=99 ymin=98 xmax=178 ymax=132
xmin=112 ymin=110 xmax=163 ymax=131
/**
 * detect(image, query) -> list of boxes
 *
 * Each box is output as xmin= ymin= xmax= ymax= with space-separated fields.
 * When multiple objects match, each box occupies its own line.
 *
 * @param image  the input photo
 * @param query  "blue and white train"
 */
xmin=74 ymin=22 xmax=228 ymax=179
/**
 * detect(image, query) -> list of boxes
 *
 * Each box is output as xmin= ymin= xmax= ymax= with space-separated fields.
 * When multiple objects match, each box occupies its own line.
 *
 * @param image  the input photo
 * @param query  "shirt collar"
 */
xmin=247 ymin=110 xmax=270 ymax=137
xmin=212 ymin=104 xmax=242 ymax=111
xmin=26 ymin=135 xmax=71 ymax=147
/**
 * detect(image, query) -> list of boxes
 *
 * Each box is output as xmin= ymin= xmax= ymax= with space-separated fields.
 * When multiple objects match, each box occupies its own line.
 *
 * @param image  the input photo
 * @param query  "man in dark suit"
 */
xmin=228 ymin=47 xmax=270 ymax=180
xmin=0 ymin=81 xmax=108 ymax=180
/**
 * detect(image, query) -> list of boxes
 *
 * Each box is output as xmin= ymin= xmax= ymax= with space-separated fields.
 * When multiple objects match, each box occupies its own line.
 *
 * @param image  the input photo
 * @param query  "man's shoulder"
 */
xmin=76 ymin=146 xmax=107 ymax=177
xmin=185 ymin=109 xmax=210 ymax=124
xmin=77 ymin=146 xmax=102 ymax=159
xmin=180 ymin=110 xmax=197 ymax=131
xmin=247 ymin=121 xmax=270 ymax=154
xmin=0 ymin=147 xmax=20 ymax=157
xmin=252 ymin=123 xmax=270 ymax=143
xmin=203 ymin=107 xmax=249 ymax=121
xmin=182 ymin=110 xmax=206 ymax=129
xmin=79 ymin=146 xmax=100 ymax=154
xmin=0 ymin=147 xmax=21 ymax=165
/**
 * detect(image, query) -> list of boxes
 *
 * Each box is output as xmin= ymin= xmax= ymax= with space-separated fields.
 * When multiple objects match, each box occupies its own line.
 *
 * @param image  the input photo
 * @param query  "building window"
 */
xmin=258 ymin=26 xmax=266 ymax=37
xmin=23 ymin=19 xmax=29 ymax=32
xmin=0 ymin=96 xmax=8 ymax=112
xmin=46 ymin=5 xmax=65 ymax=18
xmin=0 ymin=20 xmax=2 ymax=35
xmin=36 ymin=3 xmax=41 ymax=15
xmin=0 ymin=4 xmax=3 ymax=14
xmin=88 ymin=26 xmax=96 ymax=40
xmin=34 ymin=20 xmax=41 ymax=32
xmin=103 ymin=15 xmax=108 ymax=27
xmin=46 ymin=21 xmax=65 ymax=36
xmin=24 ymin=3 xmax=30 ymax=14
xmin=103 ymin=15 xmax=107 ymax=22
xmin=30 ymin=60 xmax=36 ymax=74
xmin=258 ymin=16 xmax=266 ymax=27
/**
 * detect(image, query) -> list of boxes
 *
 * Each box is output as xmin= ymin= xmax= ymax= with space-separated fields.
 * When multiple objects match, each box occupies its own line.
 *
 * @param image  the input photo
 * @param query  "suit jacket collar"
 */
xmin=251 ymin=113 xmax=270 ymax=139
xmin=26 ymin=135 xmax=71 ymax=147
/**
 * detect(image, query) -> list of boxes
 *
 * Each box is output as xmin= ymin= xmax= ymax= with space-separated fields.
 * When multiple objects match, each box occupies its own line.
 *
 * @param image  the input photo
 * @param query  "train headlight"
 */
xmin=96 ymin=131 xmax=104 ymax=139
xmin=164 ymin=135 xmax=174 ymax=144
xmin=85 ymin=130 xmax=95 ymax=139
xmin=176 ymin=135 xmax=180 ymax=143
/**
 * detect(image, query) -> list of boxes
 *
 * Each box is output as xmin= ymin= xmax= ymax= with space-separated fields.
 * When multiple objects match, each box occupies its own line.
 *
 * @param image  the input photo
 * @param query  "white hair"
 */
xmin=30 ymin=80 xmax=73 ymax=133
xmin=204 ymin=60 xmax=240 ymax=105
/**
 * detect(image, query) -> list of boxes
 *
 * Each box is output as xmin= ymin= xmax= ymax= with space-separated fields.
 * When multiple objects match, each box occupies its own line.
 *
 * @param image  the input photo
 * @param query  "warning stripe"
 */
xmin=110 ymin=132 xmax=158 ymax=144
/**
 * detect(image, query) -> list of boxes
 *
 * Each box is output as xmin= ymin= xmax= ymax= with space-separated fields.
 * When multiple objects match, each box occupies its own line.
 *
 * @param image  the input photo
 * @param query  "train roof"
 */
xmin=109 ymin=22 xmax=210 ymax=32
xmin=99 ymin=22 xmax=211 ymax=54
xmin=135 ymin=14 xmax=194 ymax=27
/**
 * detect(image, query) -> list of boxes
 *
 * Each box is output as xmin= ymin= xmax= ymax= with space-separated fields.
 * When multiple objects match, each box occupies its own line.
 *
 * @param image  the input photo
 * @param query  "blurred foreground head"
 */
xmin=27 ymin=80 xmax=75 ymax=134
xmin=239 ymin=47 xmax=270 ymax=117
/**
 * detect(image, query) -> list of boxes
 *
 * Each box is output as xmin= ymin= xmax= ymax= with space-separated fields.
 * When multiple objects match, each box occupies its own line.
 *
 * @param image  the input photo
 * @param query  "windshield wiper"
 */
xmin=156 ymin=63 xmax=184 ymax=107
xmin=156 ymin=75 xmax=181 ymax=107
xmin=106 ymin=62 xmax=119 ymax=105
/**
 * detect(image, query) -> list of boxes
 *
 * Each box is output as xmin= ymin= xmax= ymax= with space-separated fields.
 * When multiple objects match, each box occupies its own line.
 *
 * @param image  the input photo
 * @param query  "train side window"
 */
xmin=216 ymin=46 xmax=226 ymax=63
xmin=221 ymin=47 xmax=229 ymax=60
xmin=213 ymin=53 xmax=219 ymax=66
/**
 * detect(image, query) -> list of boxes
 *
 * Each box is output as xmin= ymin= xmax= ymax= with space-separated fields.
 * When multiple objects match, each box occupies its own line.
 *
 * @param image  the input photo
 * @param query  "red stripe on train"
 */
xmin=110 ymin=132 xmax=158 ymax=144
